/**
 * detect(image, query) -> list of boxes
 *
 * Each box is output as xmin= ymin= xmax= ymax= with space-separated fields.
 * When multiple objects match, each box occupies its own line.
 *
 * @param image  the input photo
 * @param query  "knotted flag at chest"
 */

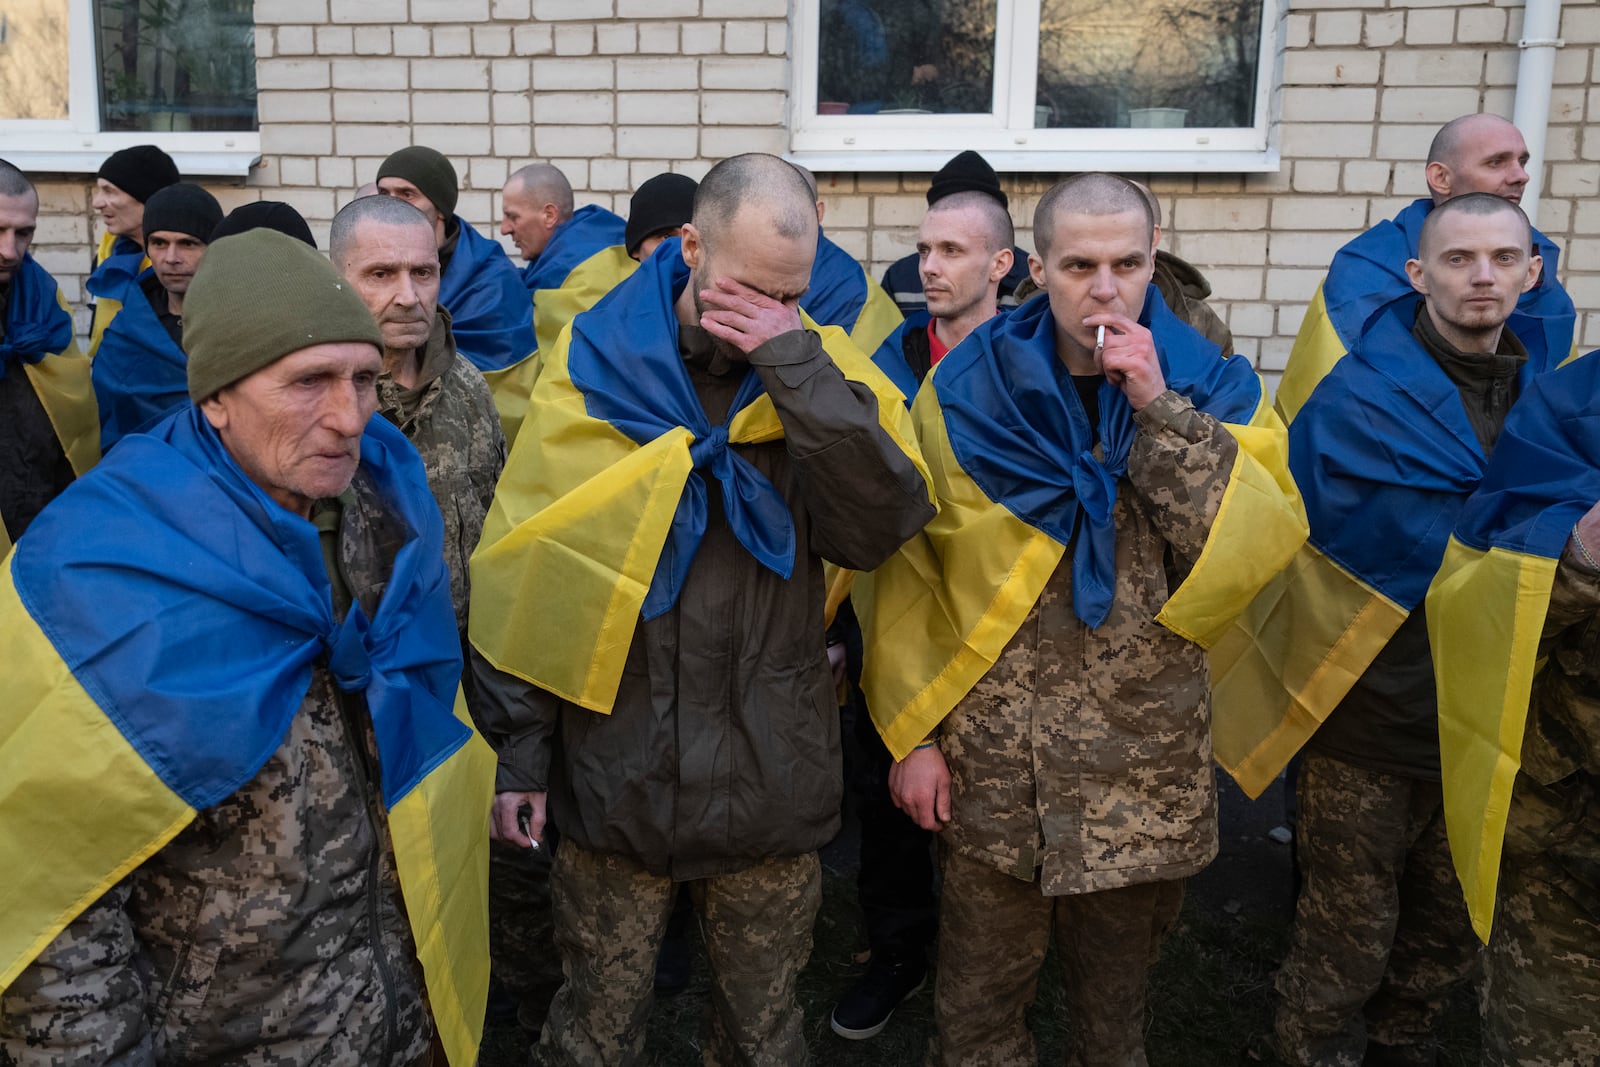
xmin=470 ymin=238 xmax=927 ymax=714
xmin=0 ymin=409 xmax=495 ymax=1066
xmin=859 ymin=289 xmax=1305 ymax=759
xmin=1426 ymin=349 xmax=1600 ymax=941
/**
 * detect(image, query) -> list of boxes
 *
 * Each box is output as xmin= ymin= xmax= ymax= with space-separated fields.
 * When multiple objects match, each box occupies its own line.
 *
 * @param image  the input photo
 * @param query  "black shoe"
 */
xmin=830 ymin=957 xmax=926 ymax=1040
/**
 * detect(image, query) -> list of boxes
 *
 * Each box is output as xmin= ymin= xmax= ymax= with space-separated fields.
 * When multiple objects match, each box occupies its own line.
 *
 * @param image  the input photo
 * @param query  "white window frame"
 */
xmin=788 ymin=0 xmax=1284 ymax=172
xmin=0 ymin=0 xmax=260 ymax=177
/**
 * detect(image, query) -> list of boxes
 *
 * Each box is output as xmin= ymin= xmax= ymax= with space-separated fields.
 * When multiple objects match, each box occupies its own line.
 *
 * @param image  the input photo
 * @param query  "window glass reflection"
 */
xmin=817 ymin=0 xmax=996 ymax=116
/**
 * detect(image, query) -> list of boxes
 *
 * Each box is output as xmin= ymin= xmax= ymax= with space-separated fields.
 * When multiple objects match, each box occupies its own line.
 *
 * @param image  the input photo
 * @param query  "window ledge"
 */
xmin=786 ymin=147 xmax=1281 ymax=174
xmin=1 ymin=139 xmax=262 ymax=179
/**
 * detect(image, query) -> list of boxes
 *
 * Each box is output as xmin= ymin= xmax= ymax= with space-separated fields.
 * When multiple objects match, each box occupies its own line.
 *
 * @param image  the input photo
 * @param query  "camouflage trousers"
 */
xmin=1273 ymin=754 xmax=1480 ymax=1067
xmin=932 ymin=847 xmax=1185 ymax=1067
xmin=534 ymin=841 xmax=822 ymax=1067
xmin=1481 ymin=770 xmax=1600 ymax=1067
xmin=488 ymin=840 xmax=563 ymax=1032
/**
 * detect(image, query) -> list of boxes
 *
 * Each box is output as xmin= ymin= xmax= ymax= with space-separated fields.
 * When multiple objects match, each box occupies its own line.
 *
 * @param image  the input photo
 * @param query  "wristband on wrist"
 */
xmin=913 ymin=739 xmax=937 ymax=751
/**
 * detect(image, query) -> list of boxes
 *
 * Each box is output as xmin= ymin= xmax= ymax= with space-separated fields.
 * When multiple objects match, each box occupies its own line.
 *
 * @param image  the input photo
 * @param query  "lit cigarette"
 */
xmin=1095 ymin=324 xmax=1105 ymax=352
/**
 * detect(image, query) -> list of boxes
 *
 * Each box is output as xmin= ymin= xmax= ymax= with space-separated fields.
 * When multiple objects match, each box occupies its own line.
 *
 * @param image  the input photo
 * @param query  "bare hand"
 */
xmin=492 ymin=790 xmax=546 ymax=850
xmin=888 ymin=744 xmax=951 ymax=831
xmin=698 ymin=277 xmax=803 ymax=357
xmin=1085 ymin=312 xmax=1166 ymax=410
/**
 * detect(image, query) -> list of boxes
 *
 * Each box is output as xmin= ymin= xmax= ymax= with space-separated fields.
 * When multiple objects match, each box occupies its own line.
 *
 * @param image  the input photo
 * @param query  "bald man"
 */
xmin=1276 ymin=113 xmax=1575 ymax=424
xmin=501 ymin=163 xmax=624 ymax=299
xmin=863 ymin=173 xmax=1301 ymax=1065
xmin=468 ymin=153 xmax=933 ymax=1064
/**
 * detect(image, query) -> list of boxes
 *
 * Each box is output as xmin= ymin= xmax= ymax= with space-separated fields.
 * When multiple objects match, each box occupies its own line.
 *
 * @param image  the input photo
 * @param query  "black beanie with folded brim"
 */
xmin=141 ymin=183 xmax=223 ymax=243
xmin=625 ymin=173 xmax=699 ymax=256
xmin=96 ymin=144 xmax=181 ymax=204
xmin=926 ymin=150 xmax=1008 ymax=210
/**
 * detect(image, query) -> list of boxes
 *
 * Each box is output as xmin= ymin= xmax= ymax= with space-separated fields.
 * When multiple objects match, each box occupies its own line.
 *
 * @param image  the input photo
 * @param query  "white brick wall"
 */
xmin=27 ymin=1 xmax=1600 ymax=376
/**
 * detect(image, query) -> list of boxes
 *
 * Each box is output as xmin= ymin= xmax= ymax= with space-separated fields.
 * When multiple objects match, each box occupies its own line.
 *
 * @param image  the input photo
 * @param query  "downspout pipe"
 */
xmin=1512 ymin=0 xmax=1563 ymax=227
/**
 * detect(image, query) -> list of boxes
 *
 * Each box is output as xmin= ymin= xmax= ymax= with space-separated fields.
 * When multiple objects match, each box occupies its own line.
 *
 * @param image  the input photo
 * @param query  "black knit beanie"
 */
xmin=926 ymin=150 xmax=1008 ymax=210
xmin=376 ymin=146 xmax=459 ymax=219
xmin=141 ymin=183 xmax=223 ymax=243
xmin=95 ymin=145 xmax=180 ymax=204
xmin=185 ymin=229 xmax=381 ymax=401
xmin=625 ymin=173 xmax=699 ymax=256
xmin=210 ymin=201 xmax=317 ymax=248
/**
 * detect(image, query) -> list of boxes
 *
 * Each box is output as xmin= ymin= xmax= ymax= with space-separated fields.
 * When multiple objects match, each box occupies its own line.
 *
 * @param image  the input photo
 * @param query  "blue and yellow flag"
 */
xmin=470 ymin=237 xmax=928 ymax=714
xmin=2 ymin=254 xmax=98 ymax=553
xmin=802 ymin=231 xmax=904 ymax=358
xmin=522 ymin=204 xmax=626 ymax=296
xmin=86 ymin=233 xmax=148 ymax=359
xmin=532 ymin=242 xmax=638 ymax=364
xmin=87 ymin=257 xmax=190 ymax=451
xmin=1212 ymin=299 xmax=1561 ymax=797
xmin=1426 ymin=349 xmax=1600 ymax=940
xmin=858 ymin=288 xmax=1305 ymax=759
xmin=0 ymin=408 xmax=494 ymax=1065
xmin=439 ymin=216 xmax=538 ymax=445
xmin=869 ymin=319 xmax=921 ymax=403
xmin=1275 ymin=197 xmax=1575 ymax=425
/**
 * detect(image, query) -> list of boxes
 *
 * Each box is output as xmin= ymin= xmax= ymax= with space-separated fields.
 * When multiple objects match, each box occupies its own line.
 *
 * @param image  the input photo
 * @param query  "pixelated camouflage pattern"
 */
xmin=0 ymin=471 xmax=434 ymax=1067
xmin=375 ymin=309 xmax=507 ymax=635
xmin=536 ymin=842 xmax=820 ymax=1067
xmin=1272 ymin=754 xmax=1479 ymax=1067
xmin=939 ymin=389 xmax=1232 ymax=896
xmin=487 ymin=844 xmax=562 ymax=1033
xmin=1481 ymin=541 xmax=1600 ymax=1067
xmin=932 ymin=848 xmax=1183 ymax=1067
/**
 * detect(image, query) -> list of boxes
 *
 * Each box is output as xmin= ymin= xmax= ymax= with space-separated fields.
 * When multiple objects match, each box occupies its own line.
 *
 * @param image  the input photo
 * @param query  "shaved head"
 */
xmin=1416 ymin=191 xmax=1531 ymax=260
xmin=1425 ymin=114 xmax=1530 ymax=204
xmin=506 ymin=163 xmax=574 ymax=221
xmin=692 ymin=153 xmax=818 ymax=250
xmin=329 ymin=194 xmax=435 ymax=268
xmin=1033 ymin=173 xmax=1154 ymax=259
xmin=0 ymin=159 xmax=34 ymax=200
xmin=927 ymin=190 xmax=1014 ymax=255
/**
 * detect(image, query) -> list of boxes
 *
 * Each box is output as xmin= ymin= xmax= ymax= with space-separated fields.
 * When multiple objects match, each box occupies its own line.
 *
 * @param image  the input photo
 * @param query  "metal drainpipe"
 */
xmin=1511 ymin=0 xmax=1564 ymax=227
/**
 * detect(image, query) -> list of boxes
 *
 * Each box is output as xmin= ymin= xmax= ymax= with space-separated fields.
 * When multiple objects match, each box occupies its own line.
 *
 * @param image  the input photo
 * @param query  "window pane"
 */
xmin=1036 ymin=0 xmax=1261 ymax=128
xmin=96 ymin=0 xmax=257 ymax=132
xmin=817 ymin=0 xmax=996 ymax=116
xmin=0 ymin=0 xmax=71 ymax=119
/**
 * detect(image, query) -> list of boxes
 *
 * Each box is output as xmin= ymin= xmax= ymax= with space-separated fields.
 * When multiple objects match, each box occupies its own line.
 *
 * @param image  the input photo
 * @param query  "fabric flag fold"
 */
xmin=1212 ymin=298 xmax=1561 ymax=797
xmin=802 ymin=231 xmax=904 ymax=357
xmin=859 ymin=287 xmax=1305 ymax=760
xmin=440 ymin=216 xmax=538 ymax=445
xmin=86 ymin=258 xmax=190 ymax=450
xmin=0 ymin=408 xmax=493 ymax=1066
xmin=1425 ymin=349 xmax=1600 ymax=941
xmin=470 ymin=237 xmax=927 ymax=715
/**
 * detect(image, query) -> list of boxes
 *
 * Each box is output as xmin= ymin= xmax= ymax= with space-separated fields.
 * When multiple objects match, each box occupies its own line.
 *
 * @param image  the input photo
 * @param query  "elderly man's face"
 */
xmin=0 ymin=190 xmax=38 ymax=284
xmin=499 ymin=180 xmax=556 ymax=262
xmin=376 ymin=177 xmax=447 ymax=249
xmin=92 ymin=179 xmax=143 ymax=240
xmin=1029 ymin=208 xmax=1155 ymax=363
xmin=1434 ymin=120 xmax=1530 ymax=204
xmin=339 ymin=221 xmax=440 ymax=356
xmin=200 ymin=341 xmax=382 ymax=518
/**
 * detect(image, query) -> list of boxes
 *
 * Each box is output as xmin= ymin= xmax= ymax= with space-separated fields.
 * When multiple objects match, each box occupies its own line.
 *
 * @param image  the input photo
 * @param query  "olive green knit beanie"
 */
xmin=376 ymin=145 xmax=459 ymax=219
xmin=184 ymin=228 xmax=382 ymax=401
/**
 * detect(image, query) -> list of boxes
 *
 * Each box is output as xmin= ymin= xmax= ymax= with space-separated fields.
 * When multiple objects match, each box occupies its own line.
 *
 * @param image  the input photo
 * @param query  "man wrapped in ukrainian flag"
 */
xmin=857 ymin=173 xmax=1306 ymax=1065
xmin=1426 ymin=347 xmax=1600 ymax=1067
xmin=0 ymin=229 xmax=494 ymax=1066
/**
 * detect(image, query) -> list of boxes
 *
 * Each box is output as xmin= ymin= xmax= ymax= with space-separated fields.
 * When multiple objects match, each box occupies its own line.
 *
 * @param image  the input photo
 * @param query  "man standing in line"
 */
xmin=469 ymin=153 xmax=934 ymax=1065
xmin=864 ymin=172 xmax=1303 ymax=1065
xmin=0 ymin=159 xmax=97 ymax=551
xmin=1275 ymin=112 xmax=1574 ymax=424
xmin=0 ymin=228 xmax=493 ymax=1067
xmin=90 ymin=182 xmax=221 ymax=450
xmin=85 ymin=144 xmax=180 ymax=353
xmin=376 ymin=146 xmax=537 ymax=442
xmin=1252 ymin=193 xmax=1554 ymax=1065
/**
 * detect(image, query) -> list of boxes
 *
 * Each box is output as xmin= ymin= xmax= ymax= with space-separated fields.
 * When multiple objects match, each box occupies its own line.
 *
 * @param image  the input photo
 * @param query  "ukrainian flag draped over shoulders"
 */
xmin=523 ymin=204 xmax=627 ymax=298
xmin=87 ymin=234 xmax=146 ymax=356
xmin=1427 ymin=349 xmax=1600 ymax=940
xmin=1276 ymin=198 xmax=1575 ymax=425
xmin=0 ymin=409 xmax=494 ymax=1066
xmin=87 ymin=256 xmax=191 ymax=451
xmin=527 ymin=206 xmax=632 ymax=360
xmin=1212 ymin=299 xmax=1560 ymax=797
xmin=470 ymin=237 xmax=925 ymax=715
xmin=803 ymin=230 xmax=904 ymax=357
xmin=858 ymin=287 xmax=1304 ymax=760
xmin=3 ymin=255 xmax=98 ymax=529
xmin=441 ymin=216 xmax=539 ymax=445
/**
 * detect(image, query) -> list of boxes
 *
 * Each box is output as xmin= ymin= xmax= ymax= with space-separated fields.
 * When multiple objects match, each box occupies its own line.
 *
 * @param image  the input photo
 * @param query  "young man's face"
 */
xmin=917 ymin=204 xmax=1008 ymax=325
xmin=146 ymin=231 xmax=208 ymax=296
xmin=1406 ymin=208 xmax=1540 ymax=345
xmin=1029 ymin=208 xmax=1155 ymax=363
xmin=0 ymin=190 xmax=38 ymax=284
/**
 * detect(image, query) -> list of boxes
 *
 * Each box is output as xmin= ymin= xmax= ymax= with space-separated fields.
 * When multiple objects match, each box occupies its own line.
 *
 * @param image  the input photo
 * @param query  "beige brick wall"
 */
xmin=27 ymin=0 xmax=1600 ymax=389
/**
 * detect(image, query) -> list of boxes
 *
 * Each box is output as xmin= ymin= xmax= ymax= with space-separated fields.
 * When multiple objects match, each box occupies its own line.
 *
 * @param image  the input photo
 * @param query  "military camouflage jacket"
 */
xmin=1526 ymin=537 xmax=1600 ymax=785
xmin=376 ymin=308 xmax=507 ymax=636
xmin=0 ymin=472 xmax=434 ymax=1067
xmin=940 ymin=389 xmax=1233 ymax=896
